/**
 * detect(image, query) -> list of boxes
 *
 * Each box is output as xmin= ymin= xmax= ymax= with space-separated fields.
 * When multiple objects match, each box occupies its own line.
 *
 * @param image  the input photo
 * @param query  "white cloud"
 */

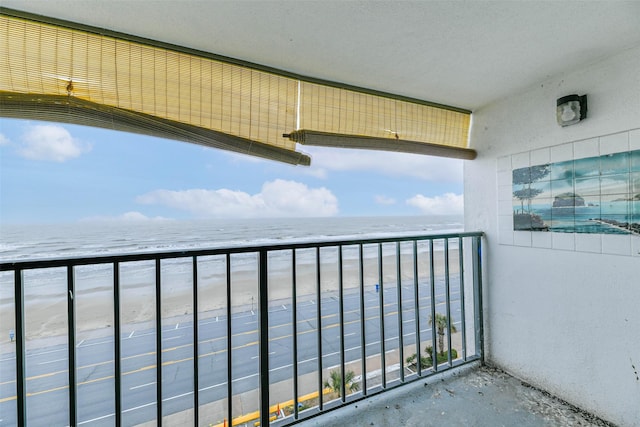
xmin=136 ymin=179 xmax=338 ymax=218
xmin=223 ymin=151 xmax=267 ymax=164
xmin=375 ymin=195 xmax=396 ymax=205
xmin=223 ymin=145 xmax=463 ymax=182
xmin=302 ymin=167 xmax=328 ymax=179
xmin=0 ymin=133 xmax=10 ymax=146
xmin=18 ymin=124 xmax=91 ymax=162
xmin=406 ymin=193 xmax=464 ymax=215
xmin=81 ymin=211 xmax=171 ymax=222
xmin=303 ymin=147 xmax=463 ymax=182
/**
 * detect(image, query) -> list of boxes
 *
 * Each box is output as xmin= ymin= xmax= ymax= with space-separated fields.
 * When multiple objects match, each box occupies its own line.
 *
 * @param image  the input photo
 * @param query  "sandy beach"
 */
xmin=1 ymin=246 xmax=462 ymax=347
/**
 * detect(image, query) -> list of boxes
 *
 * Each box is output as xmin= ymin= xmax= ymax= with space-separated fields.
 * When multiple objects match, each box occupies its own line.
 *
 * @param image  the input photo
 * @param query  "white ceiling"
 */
xmin=4 ymin=1 xmax=640 ymax=111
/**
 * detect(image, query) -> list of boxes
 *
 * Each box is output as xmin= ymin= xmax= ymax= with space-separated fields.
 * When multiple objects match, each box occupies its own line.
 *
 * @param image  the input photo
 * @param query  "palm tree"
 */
xmin=428 ymin=313 xmax=457 ymax=356
xmin=323 ymin=369 xmax=360 ymax=397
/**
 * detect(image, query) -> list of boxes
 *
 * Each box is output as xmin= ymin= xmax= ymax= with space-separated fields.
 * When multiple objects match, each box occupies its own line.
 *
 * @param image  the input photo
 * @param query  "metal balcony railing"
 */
xmin=0 ymin=232 xmax=483 ymax=427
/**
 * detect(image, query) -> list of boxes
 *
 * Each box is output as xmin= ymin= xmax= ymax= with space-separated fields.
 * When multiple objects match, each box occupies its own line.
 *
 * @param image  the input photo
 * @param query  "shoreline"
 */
xmin=589 ymin=218 xmax=640 ymax=235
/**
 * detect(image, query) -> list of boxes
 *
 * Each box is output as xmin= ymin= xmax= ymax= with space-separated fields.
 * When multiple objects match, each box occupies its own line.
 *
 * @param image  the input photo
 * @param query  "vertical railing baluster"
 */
xmin=0 ymin=231 xmax=483 ymax=427
xmin=67 ymin=265 xmax=77 ymax=427
xmin=155 ymin=259 xmax=163 ymax=426
xmin=378 ymin=243 xmax=386 ymax=388
xmin=292 ymin=250 xmax=299 ymax=419
xmin=226 ymin=254 xmax=232 ymax=426
xmin=316 ymin=247 xmax=323 ymax=411
xmin=445 ymin=239 xmax=452 ymax=366
xmin=458 ymin=237 xmax=467 ymax=361
xmin=396 ymin=242 xmax=404 ymax=383
xmin=192 ymin=256 xmax=199 ymax=424
xmin=338 ymin=246 xmax=346 ymax=401
xmin=358 ymin=244 xmax=367 ymax=395
xmin=14 ymin=269 xmax=26 ymax=427
xmin=429 ymin=240 xmax=437 ymax=372
xmin=413 ymin=240 xmax=421 ymax=377
xmin=114 ymin=262 xmax=122 ymax=427
xmin=472 ymin=236 xmax=484 ymax=362
xmin=258 ymin=250 xmax=270 ymax=427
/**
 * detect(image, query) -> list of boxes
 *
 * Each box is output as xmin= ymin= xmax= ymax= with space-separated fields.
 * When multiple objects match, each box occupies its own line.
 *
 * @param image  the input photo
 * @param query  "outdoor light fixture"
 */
xmin=556 ymin=94 xmax=587 ymax=126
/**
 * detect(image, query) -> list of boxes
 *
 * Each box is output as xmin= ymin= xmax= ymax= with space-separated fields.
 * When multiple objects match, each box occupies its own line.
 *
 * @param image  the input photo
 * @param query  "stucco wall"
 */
xmin=465 ymin=45 xmax=640 ymax=426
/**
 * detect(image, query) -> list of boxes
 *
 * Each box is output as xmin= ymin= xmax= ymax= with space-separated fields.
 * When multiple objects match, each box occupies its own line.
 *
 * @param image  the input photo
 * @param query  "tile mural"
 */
xmin=512 ymin=149 xmax=640 ymax=234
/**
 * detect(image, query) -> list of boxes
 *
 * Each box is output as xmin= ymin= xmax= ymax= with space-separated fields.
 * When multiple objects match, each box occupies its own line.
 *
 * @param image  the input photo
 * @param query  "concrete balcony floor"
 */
xmin=307 ymin=363 xmax=614 ymax=427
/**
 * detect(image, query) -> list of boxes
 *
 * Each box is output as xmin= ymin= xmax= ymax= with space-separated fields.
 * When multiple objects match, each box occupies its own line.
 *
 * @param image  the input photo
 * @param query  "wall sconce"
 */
xmin=556 ymin=94 xmax=587 ymax=126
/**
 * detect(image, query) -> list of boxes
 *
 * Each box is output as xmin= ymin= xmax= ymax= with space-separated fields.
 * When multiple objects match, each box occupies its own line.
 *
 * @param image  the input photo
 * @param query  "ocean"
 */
xmin=0 ymin=215 xmax=463 ymax=262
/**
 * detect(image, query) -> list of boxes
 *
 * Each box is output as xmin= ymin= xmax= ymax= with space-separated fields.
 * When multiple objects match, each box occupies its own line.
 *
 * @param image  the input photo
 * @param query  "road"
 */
xmin=0 ymin=277 xmax=465 ymax=426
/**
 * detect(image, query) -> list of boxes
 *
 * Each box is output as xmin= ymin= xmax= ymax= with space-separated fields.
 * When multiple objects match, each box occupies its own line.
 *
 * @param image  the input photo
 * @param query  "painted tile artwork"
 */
xmin=513 ymin=149 xmax=640 ymax=234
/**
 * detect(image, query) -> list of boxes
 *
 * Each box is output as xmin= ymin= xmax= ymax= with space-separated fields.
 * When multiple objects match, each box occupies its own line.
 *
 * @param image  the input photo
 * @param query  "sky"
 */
xmin=0 ymin=118 xmax=463 ymax=224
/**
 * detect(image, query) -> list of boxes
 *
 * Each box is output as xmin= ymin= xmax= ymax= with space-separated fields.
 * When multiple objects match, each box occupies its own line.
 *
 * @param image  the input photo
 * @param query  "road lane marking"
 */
xmin=77 ymin=339 xmax=113 ymax=348
xmin=251 ymin=351 xmax=275 ymax=360
xmin=0 ymin=302 xmax=453 ymax=386
xmin=77 ymin=413 xmax=114 ymax=425
xmin=1 ymin=302 xmax=452 ymax=386
xmin=2 ymin=293 xmax=462 ymax=402
xmin=130 ymin=381 xmax=156 ymax=390
xmin=38 ymin=357 xmax=67 ymax=365
xmin=0 ymin=349 xmax=157 ymax=387
xmin=199 ymin=381 xmax=226 ymax=391
xmin=165 ymin=391 xmax=192 ymax=401
xmin=12 ymin=347 xmax=66 ymax=359
xmin=0 ymin=319 xmax=441 ymax=403
xmin=128 ymin=331 xmax=135 ymax=339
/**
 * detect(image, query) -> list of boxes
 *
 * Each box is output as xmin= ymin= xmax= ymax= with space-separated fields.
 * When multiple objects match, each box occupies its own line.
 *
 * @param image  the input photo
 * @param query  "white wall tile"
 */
xmin=530 ymin=147 xmax=550 ymax=166
xmin=511 ymin=152 xmax=530 ymax=169
xmin=498 ymin=199 xmax=513 ymax=216
xmin=599 ymin=132 xmax=629 ymax=155
xmin=498 ymin=185 xmax=513 ymax=202
xmin=630 ymin=129 xmax=640 ymax=150
xmin=513 ymin=231 xmax=532 ymax=247
xmin=498 ymin=214 xmax=513 ymax=229
xmin=497 ymin=155 xmax=511 ymax=172
xmin=551 ymin=143 xmax=573 ymax=162
xmin=602 ymin=234 xmax=632 ymax=256
xmin=531 ymin=231 xmax=552 ymax=249
xmin=632 ymin=236 xmax=640 ymax=257
xmin=573 ymin=137 xmax=599 ymax=159
xmin=497 ymin=171 xmax=511 ymax=188
xmin=552 ymin=232 xmax=575 ymax=251
xmin=498 ymin=215 xmax=514 ymax=245
xmin=575 ymin=233 xmax=602 ymax=253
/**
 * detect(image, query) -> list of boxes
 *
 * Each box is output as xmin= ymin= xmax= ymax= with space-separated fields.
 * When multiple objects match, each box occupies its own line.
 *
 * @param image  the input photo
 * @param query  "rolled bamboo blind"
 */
xmin=0 ymin=10 xmax=473 ymax=164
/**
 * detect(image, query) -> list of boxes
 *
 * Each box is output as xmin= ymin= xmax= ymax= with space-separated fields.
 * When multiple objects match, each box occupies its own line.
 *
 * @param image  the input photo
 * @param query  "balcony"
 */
xmin=0 ymin=231 xmax=609 ymax=426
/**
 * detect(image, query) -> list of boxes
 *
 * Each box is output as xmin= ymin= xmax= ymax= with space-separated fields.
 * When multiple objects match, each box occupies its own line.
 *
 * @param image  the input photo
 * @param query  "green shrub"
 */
xmin=406 ymin=347 xmax=459 ymax=369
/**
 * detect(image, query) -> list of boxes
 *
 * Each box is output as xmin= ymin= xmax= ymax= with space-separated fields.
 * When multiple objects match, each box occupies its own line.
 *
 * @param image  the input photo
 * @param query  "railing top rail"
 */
xmin=0 ymin=231 xmax=483 ymax=271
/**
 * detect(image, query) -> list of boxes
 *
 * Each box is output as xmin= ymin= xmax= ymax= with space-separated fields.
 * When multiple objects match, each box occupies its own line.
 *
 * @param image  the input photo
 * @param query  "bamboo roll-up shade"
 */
xmin=298 ymin=82 xmax=471 ymax=149
xmin=0 ymin=13 xmax=305 ymax=163
xmin=0 ymin=11 xmax=473 ymax=164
